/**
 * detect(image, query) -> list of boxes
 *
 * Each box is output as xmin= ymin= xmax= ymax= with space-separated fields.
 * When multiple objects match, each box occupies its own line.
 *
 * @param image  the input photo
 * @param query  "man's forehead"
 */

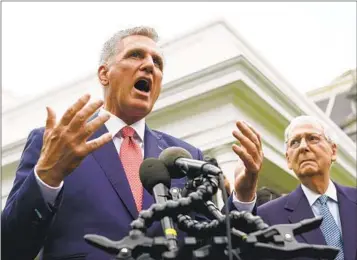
xmin=118 ymin=35 xmax=163 ymax=56
xmin=289 ymin=123 xmax=323 ymax=136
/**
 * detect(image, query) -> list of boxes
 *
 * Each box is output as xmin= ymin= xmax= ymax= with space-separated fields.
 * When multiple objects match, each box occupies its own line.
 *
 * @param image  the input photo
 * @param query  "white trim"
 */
xmin=325 ymin=94 xmax=336 ymax=118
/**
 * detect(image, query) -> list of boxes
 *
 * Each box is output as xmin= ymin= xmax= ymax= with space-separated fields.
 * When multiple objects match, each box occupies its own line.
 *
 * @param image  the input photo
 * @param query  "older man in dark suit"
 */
xmin=230 ymin=115 xmax=357 ymax=260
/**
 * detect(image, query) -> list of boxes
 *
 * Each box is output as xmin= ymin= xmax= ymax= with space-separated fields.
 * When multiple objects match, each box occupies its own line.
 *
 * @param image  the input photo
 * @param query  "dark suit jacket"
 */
xmin=2 ymin=124 xmax=204 ymax=260
xmin=229 ymin=183 xmax=357 ymax=260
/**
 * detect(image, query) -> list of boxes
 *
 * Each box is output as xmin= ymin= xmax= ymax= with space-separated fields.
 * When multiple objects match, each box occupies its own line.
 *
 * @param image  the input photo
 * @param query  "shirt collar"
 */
xmin=301 ymin=179 xmax=338 ymax=206
xmin=98 ymin=108 xmax=146 ymax=143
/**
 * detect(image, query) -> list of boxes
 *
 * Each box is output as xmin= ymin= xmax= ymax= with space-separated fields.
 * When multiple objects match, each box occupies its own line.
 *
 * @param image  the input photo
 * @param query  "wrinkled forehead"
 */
xmin=288 ymin=123 xmax=324 ymax=138
xmin=117 ymin=35 xmax=164 ymax=57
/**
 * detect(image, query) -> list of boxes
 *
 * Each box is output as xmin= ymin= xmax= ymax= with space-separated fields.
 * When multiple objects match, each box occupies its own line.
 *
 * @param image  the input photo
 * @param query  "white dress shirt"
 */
xmin=34 ymin=108 xmax=146 ymax=205
xmin=232 ymin=190 xmax=256 ymax=212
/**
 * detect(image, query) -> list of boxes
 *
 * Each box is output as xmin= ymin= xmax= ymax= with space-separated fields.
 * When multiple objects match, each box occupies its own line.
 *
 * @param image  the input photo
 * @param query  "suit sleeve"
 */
xmin=256 ymin=205 xmax=271 ymax=226
xmin=197 ymin=148 xmax=204 ymax=161
xmin=1 ymin=128 xmax=63 ymax=260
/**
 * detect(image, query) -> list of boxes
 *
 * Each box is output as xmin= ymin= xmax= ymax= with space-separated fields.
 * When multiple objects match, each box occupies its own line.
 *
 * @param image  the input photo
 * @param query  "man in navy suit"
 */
xmin=2 ymin=27 xmax=264 ymax=260
xmin=230 ymin=115 xmax=357 ymax=260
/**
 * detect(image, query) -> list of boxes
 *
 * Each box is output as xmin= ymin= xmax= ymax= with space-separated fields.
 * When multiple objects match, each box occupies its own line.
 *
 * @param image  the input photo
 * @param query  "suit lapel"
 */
xmin=286 ymin=186 xmax=326 ymax=245
xmin=141 ymin=126 xmax=166 ymax=211
xmin=336 ymin=183 xmax=357 ymax=260
xmin=89 ymin=123 xmax=138 ymax=219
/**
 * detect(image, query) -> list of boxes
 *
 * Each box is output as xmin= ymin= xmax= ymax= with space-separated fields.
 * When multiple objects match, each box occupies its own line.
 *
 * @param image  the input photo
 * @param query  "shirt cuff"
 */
xmin=232 ymin=190 xmax=256 ymax=213
xmin=34 ymin=166 xmax=64 ymax=205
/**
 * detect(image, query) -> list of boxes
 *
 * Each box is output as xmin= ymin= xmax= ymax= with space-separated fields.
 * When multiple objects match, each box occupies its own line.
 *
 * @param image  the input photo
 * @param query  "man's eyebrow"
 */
xmin=290 ymin=132 xmax=321 ymax=139
xmin=290 ymin=133 xmax=302 ymax=138
xmin=125 ymin=47 xmax=144 ymax=54
xmin=288 ymin=133 xmax=302 ymax=142
xmin=125 ymin=47 xmax=164 ymax=60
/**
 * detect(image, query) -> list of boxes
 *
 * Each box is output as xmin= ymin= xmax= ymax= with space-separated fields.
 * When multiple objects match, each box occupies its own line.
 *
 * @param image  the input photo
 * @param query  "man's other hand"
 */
xmin=232 ymin=121 xmax=263 ymax=202
xmin=36 ymin=94 xmax=112 ymax=187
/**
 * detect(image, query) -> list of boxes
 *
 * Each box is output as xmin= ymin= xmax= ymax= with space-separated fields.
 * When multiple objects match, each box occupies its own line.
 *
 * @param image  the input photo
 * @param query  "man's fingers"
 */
xmin=82 ymin=114 xmax=110 ymax=138
xmin=234 ymin=156 xmax=246 ymax=179
xmin=232 ymin=129 xmax=258 ymax=157
xmin=60 ymin=94 xmax=91 ymax=126
xmin=45 ymin=106 xmax=56 ymax=130
xmin=244 ymin=121 xmax=262 ymax=146
xmin=236 ymin=121 xmax=261 ymax=149
xmin=242 ymin=121 xmax=264 ymax=158
xmin=232 ymin=144 xmax=255 ymax=169
xmin=232 ymin=143 xmax=261 ymax=175
xmin=69 ymin=100 xmax=104 ymax=131
xmin=86 ymin=133 xmax=113 ymax=153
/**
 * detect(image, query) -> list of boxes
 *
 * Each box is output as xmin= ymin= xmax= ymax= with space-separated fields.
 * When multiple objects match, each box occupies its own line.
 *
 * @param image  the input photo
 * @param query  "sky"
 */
xmin=2 ymin=2 xmax=356 ymax=100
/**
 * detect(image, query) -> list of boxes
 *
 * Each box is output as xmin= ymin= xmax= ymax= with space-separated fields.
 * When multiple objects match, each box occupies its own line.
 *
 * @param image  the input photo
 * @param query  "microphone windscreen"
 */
xmin=139 ymin=158 xmax=171 ymax=194
xmin=159 ymin=147 xmax=193 ymax=179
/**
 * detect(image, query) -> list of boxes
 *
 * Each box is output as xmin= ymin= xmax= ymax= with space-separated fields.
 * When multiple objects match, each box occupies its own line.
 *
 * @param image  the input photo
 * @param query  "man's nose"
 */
xmin=298 ymin=138 xmax=309 ymax=150
xmin=140 ymin=56 xmax=154 ymax=74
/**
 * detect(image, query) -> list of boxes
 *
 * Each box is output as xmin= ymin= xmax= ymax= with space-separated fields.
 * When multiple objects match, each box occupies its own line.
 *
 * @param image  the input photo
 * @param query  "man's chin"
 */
xmin=296 ymin=170 xmax=320 ymax=178
xmin=129 ymin=105 xmax=152 ymax=119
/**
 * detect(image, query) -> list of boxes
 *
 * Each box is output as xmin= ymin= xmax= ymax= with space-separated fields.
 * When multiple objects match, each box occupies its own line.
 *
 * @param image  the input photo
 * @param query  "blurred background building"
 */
xmin=307 ymin=69 xmax=357 ymax=142
xmin=2 ymin=20 xmax=356 ymax=209
xmin=2 ymin=90 xmax=23 ymax=112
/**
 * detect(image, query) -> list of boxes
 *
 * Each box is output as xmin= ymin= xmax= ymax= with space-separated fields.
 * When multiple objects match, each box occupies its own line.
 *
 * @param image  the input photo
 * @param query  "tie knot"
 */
xmin=121 ymin=126 xmax=135 ymax=138
xmin=317 ymin=195 xmax=329 ymax=205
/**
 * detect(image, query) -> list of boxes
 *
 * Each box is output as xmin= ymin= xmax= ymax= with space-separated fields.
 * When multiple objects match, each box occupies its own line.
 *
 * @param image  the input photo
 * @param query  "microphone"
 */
xmin=159 ymin=147 xmax=233 ymax=260
xmin=139 ymin=158 xmax=178 ymax=252
xmin=158 ymin=147 xmax=222 ymax=179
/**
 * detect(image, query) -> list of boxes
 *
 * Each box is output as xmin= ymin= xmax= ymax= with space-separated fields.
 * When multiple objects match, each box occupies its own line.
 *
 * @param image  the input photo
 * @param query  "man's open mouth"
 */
xmin=134 ymin=79 xmax=151 ymax=93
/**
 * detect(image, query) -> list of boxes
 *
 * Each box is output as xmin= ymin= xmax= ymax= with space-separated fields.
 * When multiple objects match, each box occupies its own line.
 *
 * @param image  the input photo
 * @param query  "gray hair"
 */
xmin=284 ymin=115 xmax=336 ymax=150
xmin=99 ymin=26 xmax=159 ymax=66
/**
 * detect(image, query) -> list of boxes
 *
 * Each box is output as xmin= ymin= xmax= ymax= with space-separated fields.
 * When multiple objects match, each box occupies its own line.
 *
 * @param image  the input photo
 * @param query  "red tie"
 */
xmin=119 ymin=126 xmax=143 ymax=211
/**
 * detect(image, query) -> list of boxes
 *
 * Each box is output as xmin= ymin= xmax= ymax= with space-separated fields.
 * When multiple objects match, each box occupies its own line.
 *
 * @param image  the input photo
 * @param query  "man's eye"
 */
xmin=290 ymin=139 xmax=300 ymax=147
xmin=309 ymin=135 xmax=320 ymax=142
xmin=153 ymin=57 xmax=162 ymax=68
xmin=130 ymin=51 xmax=142 ymax=58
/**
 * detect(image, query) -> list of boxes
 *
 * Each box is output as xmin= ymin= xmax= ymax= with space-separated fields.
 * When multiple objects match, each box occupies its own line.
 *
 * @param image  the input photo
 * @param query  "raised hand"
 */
xmin=232 ymin=121 xmax=263 ymax=202
xmin=36 ymin=94 xmax=112 ymax=186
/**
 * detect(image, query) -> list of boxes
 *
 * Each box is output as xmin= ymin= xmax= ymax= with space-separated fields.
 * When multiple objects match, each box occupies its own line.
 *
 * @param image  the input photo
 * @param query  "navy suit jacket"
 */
xmin=2 ymin=124 xmax=204 ymax=260
xmin=229 ymin=183 xmax=357 ymax=260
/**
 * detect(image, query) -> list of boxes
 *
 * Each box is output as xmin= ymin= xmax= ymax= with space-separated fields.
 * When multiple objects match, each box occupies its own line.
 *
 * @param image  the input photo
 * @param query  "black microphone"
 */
xmin=158 ymin=147 xmax=222 ymax=179
xmin=139 ymin=158 xmax=178 ymax=252
xmin=159 ymin=147 xmax=233 ymax=260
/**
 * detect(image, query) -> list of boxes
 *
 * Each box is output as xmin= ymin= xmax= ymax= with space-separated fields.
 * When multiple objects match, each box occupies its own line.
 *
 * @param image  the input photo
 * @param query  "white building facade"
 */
xmin=307 ymin=69 xmax=357 ymax=142
xmin=2 ymin=21 xmax=356 ymax=209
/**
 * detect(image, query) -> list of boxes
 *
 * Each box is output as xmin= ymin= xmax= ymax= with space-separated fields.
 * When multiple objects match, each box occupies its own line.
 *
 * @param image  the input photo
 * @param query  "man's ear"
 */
xmin=330 ymin=143 xmax=338 ymax=162
xmin=98 ymin=65 xmax=109 ymax=86
xmin=286 ymin=151 xmax=293 ymax=170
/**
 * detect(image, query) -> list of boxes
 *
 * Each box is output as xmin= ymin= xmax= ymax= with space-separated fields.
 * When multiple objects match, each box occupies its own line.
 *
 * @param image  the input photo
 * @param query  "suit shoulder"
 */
xmin=338 ymin=184 xmax=357 ymax=203
xmin=344 ymin=185 xmax=357 ymax=193
xmin=152 ymin=130 xmax=202 ymax=157
xmin=152 ymin=130 xmax=196 ymax=148
xmin=258 ymin=195 xmax=289 ymax=214
xmin=22 ymin=127 xmax=45 ymax=152
xmin=29 ymin=127 xmax=45 ymax=136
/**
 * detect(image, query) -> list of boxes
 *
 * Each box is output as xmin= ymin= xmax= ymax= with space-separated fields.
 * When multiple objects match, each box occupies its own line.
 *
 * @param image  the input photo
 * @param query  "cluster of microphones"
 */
xmin=84 ymin=147 xmax=340 ymax=260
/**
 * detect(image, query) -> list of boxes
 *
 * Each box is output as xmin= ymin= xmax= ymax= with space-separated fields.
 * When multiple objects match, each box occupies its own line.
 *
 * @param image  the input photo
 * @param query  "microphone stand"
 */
xmin=84 ymin=170 xmax=340 ymax=260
